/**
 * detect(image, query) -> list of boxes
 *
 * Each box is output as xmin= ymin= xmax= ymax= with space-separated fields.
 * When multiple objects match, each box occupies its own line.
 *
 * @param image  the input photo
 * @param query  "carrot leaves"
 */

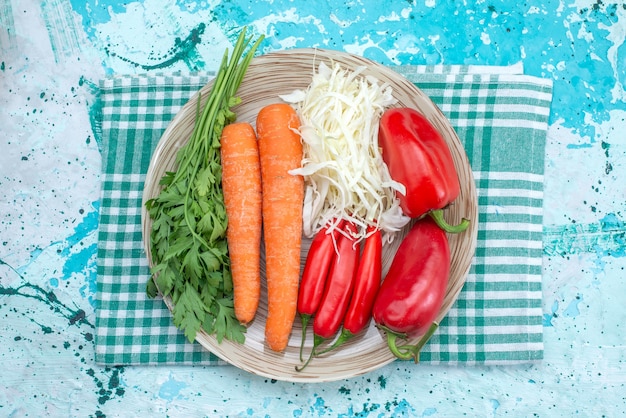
xmin=145 ymin=27 xmax=263 ymax=344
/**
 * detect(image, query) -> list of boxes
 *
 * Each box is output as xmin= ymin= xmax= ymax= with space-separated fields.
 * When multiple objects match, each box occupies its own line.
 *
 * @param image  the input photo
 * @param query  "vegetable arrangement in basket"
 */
xmin=145 ymin=28 xmax=471 ymax=367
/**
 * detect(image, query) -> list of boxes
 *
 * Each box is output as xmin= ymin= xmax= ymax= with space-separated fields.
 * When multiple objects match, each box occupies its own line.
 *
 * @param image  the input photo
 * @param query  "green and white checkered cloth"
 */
xmin=95 ymin=63 xmax=552 ymax=366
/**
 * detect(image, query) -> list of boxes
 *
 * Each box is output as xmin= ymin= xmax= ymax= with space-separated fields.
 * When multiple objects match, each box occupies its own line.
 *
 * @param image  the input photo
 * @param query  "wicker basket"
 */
xmin=142 ymin=49 xmax=478 ymax=382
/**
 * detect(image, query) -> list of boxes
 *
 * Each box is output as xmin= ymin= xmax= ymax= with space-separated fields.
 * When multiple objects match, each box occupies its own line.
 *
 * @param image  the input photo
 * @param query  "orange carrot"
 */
xmin=256 ymin=103 xmax=304 ymax=352
xmin=220 ymin=122 xmax=263 ymax=325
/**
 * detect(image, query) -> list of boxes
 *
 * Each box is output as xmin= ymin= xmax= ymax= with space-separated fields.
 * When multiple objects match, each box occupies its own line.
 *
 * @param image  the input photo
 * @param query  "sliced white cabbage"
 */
xmin=281 ymin=61 xmax=410 ymax=241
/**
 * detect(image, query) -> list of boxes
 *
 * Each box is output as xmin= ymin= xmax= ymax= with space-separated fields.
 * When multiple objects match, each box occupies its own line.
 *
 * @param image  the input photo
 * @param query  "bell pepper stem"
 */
xmin=385 ymin=332 xmax=413 ymax=361
xmin=383 ymin=322 xmax=440 ymax=363
xmin=411 ymin=322 xmax=440 ymax=363
xmin=429 ymin=209 xmax=470 ymax=234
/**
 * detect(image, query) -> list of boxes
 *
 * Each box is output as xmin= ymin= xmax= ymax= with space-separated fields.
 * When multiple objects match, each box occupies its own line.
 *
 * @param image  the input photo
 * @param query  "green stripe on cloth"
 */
xmin=95 ymin=66 xmax=552 ymax=366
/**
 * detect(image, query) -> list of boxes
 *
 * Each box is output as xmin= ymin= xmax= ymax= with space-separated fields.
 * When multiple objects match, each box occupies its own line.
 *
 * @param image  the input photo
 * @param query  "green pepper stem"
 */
xmin=299 ymin=314 xmax=311 ymax=362
xmin=295 ymin=347 xmax=315 ymax=372
xmin=384 ymin=322 xmax=440 ymax=363
xmin=315 ymin=328 xmax=354 ymax=356
xmin=295 ymin=334 xmax=326 ymax=372
xmin=385 ymin=332 xmax=413 ymax=361
xmin=429 ymin=209 xmax=470 ymax=234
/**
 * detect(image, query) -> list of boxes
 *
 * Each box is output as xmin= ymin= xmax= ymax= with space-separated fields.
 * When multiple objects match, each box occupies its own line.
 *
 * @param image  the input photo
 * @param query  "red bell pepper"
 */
xmin=296 ymin=219 xmax=345 ymax=361
xmin=372 ymin=216 xmax=450 ymax=362
xmin=378 ymin=107 xmax=469 ymax=233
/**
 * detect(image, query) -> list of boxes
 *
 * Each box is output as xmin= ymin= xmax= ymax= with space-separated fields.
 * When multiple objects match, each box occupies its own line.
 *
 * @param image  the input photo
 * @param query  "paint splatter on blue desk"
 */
xmin=1 ymin=0 xmax=624 ymax=416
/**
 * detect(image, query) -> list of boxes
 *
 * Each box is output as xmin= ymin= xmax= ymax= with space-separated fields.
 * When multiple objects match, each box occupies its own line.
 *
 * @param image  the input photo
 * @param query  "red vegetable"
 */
xmin=313 ymin=223 xmax=360 ymax=339
xmin=296 ymin=222 xmax=360 ymax=371
xmin=296 ymin=219 xmax=345 ymax=361
xmin=378 ymin=107 xmax=469 ymax=233
xmin=372 ymin=216 xmax=450 ymax=362
xmin=316 ymin=226 xmax=382 ymax=355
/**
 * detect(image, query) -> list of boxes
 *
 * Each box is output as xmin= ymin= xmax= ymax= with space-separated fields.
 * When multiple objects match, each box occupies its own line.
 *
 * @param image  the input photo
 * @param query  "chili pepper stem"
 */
xmin=295 ymin=334 xmax=326 ymax=372
xmin=295 ymin=348 xmax=315 ymax=372
xmin=383 ymin=322 xmax=440 ymax=363
xmin=299 ymin=314 xmax=312 ymax=362
xmin=429 ymin=209 xmax=470 ymax=234
xmin=315 ymin=328 xmax=355 ymax=356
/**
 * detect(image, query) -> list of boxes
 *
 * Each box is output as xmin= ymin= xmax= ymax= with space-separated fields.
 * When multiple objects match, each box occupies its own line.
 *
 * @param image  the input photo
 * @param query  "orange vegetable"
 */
xmin=256 ymin=103 xmax=304 ymax=352
xmin=220 ymin=122 xmax=263 ymax=325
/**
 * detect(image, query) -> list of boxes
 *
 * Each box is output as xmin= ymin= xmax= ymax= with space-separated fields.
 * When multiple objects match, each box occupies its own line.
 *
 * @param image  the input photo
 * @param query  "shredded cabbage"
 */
xmin=281 ymin=61 xmax=411 ymax=241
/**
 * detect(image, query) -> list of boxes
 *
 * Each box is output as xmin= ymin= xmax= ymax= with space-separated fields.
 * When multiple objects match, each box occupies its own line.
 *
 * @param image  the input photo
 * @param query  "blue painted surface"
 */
xmin=1 ymin=0 xmax=625 ymax=416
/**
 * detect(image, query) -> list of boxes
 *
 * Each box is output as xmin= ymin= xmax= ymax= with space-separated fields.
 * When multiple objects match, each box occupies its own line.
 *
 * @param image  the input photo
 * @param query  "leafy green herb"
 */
xmin=145 ymin=27 xmax=264 ymax=344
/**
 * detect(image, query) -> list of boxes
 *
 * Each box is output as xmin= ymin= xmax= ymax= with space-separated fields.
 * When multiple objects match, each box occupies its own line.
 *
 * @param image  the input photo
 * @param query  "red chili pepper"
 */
xmin=378 ymin=107 xmax=469 ymax=233
xmin=296 ymin=222 xmax=359 ymax=371
xmin=296 ymin=219 xmax=345 ymax=361
xmin=313 ymin=223 xmax=359 ymax=339
xmin=316 ymin=226 xmax=382 ymax=355
xmin=372 ymin=216 xmax=450 ymax=362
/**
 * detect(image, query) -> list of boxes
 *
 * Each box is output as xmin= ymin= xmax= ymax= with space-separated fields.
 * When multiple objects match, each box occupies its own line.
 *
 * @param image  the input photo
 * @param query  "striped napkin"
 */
xmin=94 ymin=63 xmax=552 ymax=366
